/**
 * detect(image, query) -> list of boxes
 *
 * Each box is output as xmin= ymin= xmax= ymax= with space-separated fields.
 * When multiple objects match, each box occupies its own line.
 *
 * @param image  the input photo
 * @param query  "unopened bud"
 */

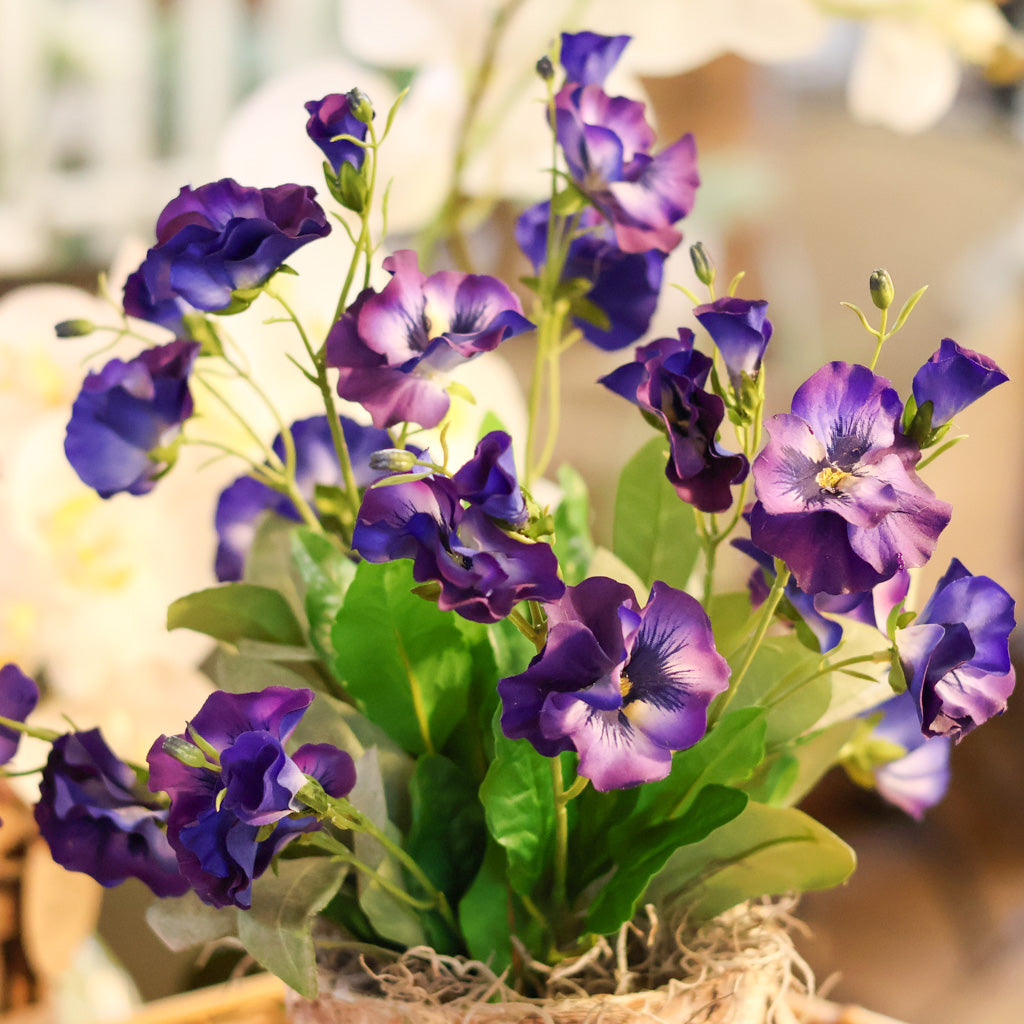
xmin=369 ymin=448 xmax=418 ymax=473
xmin=346 ymin=88 xmax=374 ymax=124
xmin=689 ymin=242 xmax=715 ymax=287
xmin=162 ymin=735 xmax=215 ymax=769
xmin=536 ymin=55 xmax=555 ymax=81
xmin=55 ymin=318 xmax=96 ymax=338
xmin=869 ymin=268 xmax=894 ymax=310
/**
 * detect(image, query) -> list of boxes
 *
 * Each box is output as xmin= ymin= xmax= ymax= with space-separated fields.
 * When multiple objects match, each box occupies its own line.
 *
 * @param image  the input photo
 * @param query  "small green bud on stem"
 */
xmin=536 ymin=55 xmax=555 ymax=81
xmin=55 ymin=318 xmax=96 ymax=338
xmin=689 ymin=242 xmax=715 ymax=288
xmin=369 ymin=448 xmax=418 ymax=472
xmin=869 ymin=268 xmax=894 ymax=310
xmin=346 ymin=88 xmax=374 ymax=124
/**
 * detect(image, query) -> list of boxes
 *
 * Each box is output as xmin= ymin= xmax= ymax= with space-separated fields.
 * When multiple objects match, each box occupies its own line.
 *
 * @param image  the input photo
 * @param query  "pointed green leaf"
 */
xmin=237 ymin=858 xmax=346 ymax=997
xmin=613 ymin=437 xmax=699 ymax=590
xmin=290 ymin=527 xmax=356 ymax=668
xmin=146 ymin=890 xmax=237 ymax=951
xmin=331 ymin=560 xmax=472 ymax=755
xmin=552 ymin=463 xmax=595 ymax=586
xmin=167 ymin=583 xmax=305 ymax=646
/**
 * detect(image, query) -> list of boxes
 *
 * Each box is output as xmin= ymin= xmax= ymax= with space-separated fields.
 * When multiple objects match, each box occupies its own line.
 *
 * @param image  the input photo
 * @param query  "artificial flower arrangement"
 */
xmin=0 ymin=29 xmax=1016 ymax=1011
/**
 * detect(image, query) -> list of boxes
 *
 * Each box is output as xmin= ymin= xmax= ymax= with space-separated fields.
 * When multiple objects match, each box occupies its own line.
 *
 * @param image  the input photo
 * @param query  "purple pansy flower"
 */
xmin=34 ymin=729 xmax=189 ymax=896
xmin=304 ymin=93 xmax=369 ymax=176
xmin=911 ymin=338 xmax=1008 ymax=429
xmin=147 ymin=687 xmax=355 ymax=909
xmin=896 ymin=559 xmax=1015 ymax=742
xmin=352 ymin=474 xmax=563 ymax=624
xmin=694 ymin=297 xmax=773 ymax=392
xmin=214 ymin=414 xmax=403 ymax=581
xmin=600 ymin=330 xmax=748 ymax=513
xmin=750 ymin=362 xmax=951 ymax=595
xmin=499 ymin=577 xmax=730 ymax=791
xmin=64 ymin=340 xmax=200 ymax=498
xmin=516 ymin=202 xmax=664 ymax=351
xmin=0 ymin=664 xmax=39 ymax=765
xmin=450 ymin=430 xmax=528 ymax=528
xmin=867 ymin=693 xmax=952 ymax=819
xmin=553 ymin=33 xmax=699 ymax=255
xmin=124 ymin=179 xmax=330 ymax=334
xmin=326 ymin=250 xmax=533 ymax=430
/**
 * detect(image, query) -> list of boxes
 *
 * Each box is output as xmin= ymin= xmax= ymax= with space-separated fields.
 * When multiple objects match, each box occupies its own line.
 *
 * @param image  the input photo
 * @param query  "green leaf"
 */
xmin=479 ymin=722 xmax=559 ymax=895
xmin=406 ymin=754 xmax=486 ymax=904
xmin=146 ymin=890 xmax=237 ymax=951
xmin=552 ymin=464 xmax=595 ymax=585
xmin=459 ymin=840 xmax=514 ymax=969
xmin=645 ymin=801 xmax=856 ymax=922
xmin=290 ymin=528 xmax=356 ymax=668
xmin=613 ymin=437 xmax=699 ymax=590
xmin=778 ymin=719 xmax=863 ymax=807
xmin=237 ymin=857 xmax=346 ymax=997
xmin=167 ymin=583 xmax=305 ymax=646
xmin=331 ymin=560 xmax=472 ymax=755
xmin=585 ymin=784 xmax=748 ymax=935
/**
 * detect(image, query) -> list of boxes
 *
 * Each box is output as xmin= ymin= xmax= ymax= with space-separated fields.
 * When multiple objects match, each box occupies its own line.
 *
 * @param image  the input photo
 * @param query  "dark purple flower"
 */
xmin=304 ymin=93 xmax=368 ymax=176
xmin=64 ymin=340 xmax=200 ymax=498
xmin=600 ymin=330 xmax=748 ymax=513
xmin=214 ymin=414 xmax=402 ymax=581
xmin=866 ymin=693 xmax=952 ymax=819
xmin=694 ymin=297 xmax=772 ymax=392
xmin=34 ymin=729 xmax=188 ymax=896
xmin=896 ymin=559 xmax=1015 ymax=742
xmin=911 ymin=338 xmax=1008 ymax=430
xmin=124 ymin=179 xmax=330 ymax=334
xmin=516 ymin=202 xmax=664 ymax=351
xmin=559 ymin=31 xmax=630 ymax=87
xmin=352 ymin=475 xmax=563 ymax=624
xmin=327 ymin=250 xmax=533 ymax=430
xmin=450 ymin=430 xmax=528 ymax=527
xmin=750 ymin=362 xmax=951 ymax=595
xmin=499 ymin=577 xmax=730 ymax=791
xmin=0 ymin=664 xmax=39 ymax=765
xmin=147 ymin=687 xmax=354 ymax=909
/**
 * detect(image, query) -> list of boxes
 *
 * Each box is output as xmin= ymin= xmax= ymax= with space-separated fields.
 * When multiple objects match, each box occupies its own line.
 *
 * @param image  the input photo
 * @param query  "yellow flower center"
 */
xmin=815 ymin=466 xmax=849 ymax=493
xmin=619 ymin=672 xmax=632 ymax=700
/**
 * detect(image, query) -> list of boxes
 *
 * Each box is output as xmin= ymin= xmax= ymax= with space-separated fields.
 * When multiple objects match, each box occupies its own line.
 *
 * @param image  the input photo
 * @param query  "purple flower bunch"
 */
xmin=353 ymin=431 xmax=563 ymax=623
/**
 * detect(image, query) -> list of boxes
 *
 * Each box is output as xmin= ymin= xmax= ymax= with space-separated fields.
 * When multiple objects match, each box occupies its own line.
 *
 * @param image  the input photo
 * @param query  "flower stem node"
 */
xmin=689 ymin=242 xmax=715 ymax=288
xmin=55 ymin=318 xmax=96 ymax=338
xmin=369 ymin=448 xmax=419 ymax=473
xmin=869 ymin=268 xmax=894 ymax=310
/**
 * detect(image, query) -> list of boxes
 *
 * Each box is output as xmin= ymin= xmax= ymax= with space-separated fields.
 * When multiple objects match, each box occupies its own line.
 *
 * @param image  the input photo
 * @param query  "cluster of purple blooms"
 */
xmin=13 ymin=28 xmax=1013 ymax=924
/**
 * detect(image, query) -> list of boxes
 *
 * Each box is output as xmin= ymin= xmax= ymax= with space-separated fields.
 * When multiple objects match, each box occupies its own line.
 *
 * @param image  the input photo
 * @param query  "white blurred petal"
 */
xmin=848 ymin=20 xmax=961 ymax=132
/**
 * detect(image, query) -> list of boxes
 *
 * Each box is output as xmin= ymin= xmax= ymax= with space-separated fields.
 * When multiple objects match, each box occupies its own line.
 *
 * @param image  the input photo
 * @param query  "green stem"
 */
xmin=0 ymin=715 xmax=59 ymax=744
xmin=713 ymin=562 xmax=792 ymax=723
xmin=551 ymin=758 xmax=569 ymax=913
xmin=868 ymin=306 xmax=888 ymax=371
xmin=761 ymin=651 xmax=890 ymax=708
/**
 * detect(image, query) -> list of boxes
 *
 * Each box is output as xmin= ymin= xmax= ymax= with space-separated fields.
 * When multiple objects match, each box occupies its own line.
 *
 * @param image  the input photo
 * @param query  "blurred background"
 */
xmin=3 ymin=1 xmax=1024 ymax=1021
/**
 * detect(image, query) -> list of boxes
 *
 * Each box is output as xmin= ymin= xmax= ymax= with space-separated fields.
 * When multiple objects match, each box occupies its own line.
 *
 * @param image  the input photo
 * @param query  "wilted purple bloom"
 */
xmin=867 ymin=693 xmax=952 ymax=819
xmin=694 ymin=297 xmax=772 ymax=392
xmin=147 ymin=687 xmax=354 ymax=909
xmin=896 ymin=559 xmax=1015 ymax=742
xmin=559 ymin=31 xmax=630 ymax=87
xmin=352 ymin=475 xmax=563 ymax=624
xmin=499 ymin=577 xmax=730 ymax=791
xmin=214 ymin=414 xmax=400 ymax=581
xmin=911 ymin=338 xmax=1008 ymax=430
xmin=450 ymin=430 xmax=528 ymax=527
xmin=750 ymin=362 xmax=951 ymax=595
xmin=600 ymin=330 xmax=748 ymax=513
xmin=64 ymin=340 xmax=200 ymax=498
xmin=34 ymin=729 xmax=189 ymax=896
xmin=0 ymin=664 xmax=39 ymax=765
xmin=304 ymin=93 xmax=368 ymax=175
xmin=124 ymin=179 xmax=330 ymax=334
xmin=516 ymin=202 xmax=664 ymax=351
xmin=327 ymin=250 xmax=533 ymax=430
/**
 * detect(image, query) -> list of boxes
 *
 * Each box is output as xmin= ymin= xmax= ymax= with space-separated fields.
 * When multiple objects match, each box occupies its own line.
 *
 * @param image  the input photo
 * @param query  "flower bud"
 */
xmin=870 ymin=268 xmax=894 ymax=311
xmin=346 ymin=88 xmax=374 ymax=124
xmin=369 ymin=448 xmax=418 ymax=472
xmin=689 ymin=242 xmax=715 ymax=287
xmin=162 ymin=735 xmax=215 ymax=769
xmin=536 ymin=55 xmax=555 ymax=81
xmin=55 ymin=318 xmax=96 ymax=338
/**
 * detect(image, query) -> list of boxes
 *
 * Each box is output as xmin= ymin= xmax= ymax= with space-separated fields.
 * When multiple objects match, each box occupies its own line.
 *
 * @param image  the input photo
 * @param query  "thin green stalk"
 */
xmin=712 ymin=563 xmax=792 ymax=723
xmin=868 ymin=306 xmax=888 ymax=371
xmin=0 ymin=715 xmax=59 ymax=744
xmin=551 ymin=758 xmax=569 ymax=913
xmin=761 ymin=651 xmax=890 ymax=708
